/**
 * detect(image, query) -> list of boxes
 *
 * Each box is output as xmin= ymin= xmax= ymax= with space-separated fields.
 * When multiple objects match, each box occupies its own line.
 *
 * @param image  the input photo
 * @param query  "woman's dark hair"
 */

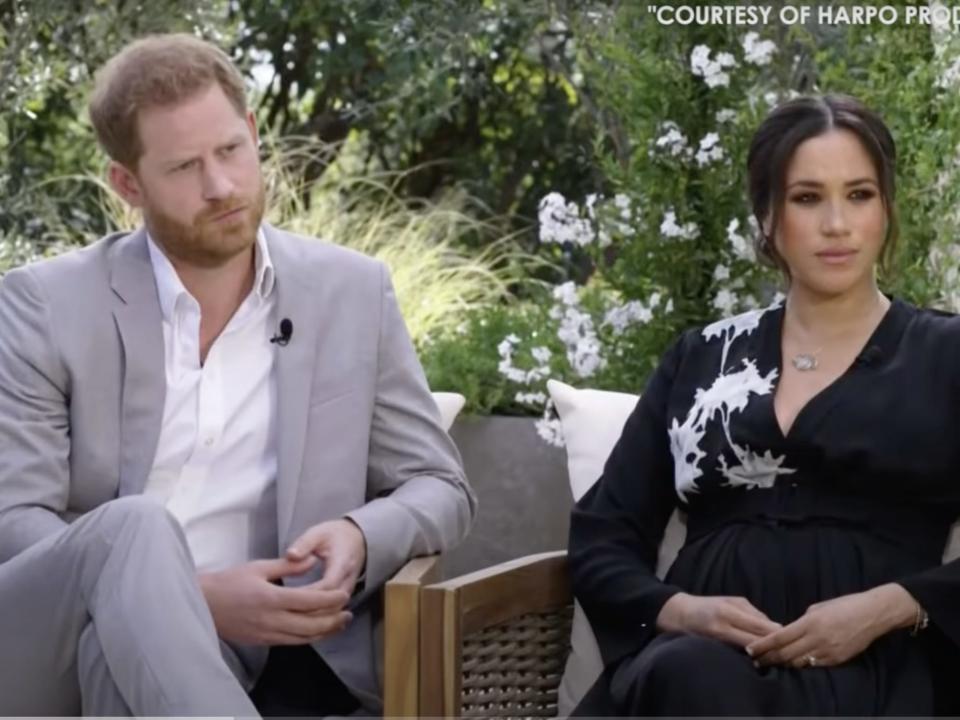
xmin=746 ymin=94 xmax=898 ymax=278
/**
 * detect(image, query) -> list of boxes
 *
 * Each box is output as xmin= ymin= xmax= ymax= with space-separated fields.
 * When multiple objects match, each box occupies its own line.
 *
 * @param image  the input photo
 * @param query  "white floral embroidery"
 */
xmin=670 ymin=302 xmax=795 ymax=500
xmin=669 ymin=417 xmax=707 ymax=499
xmin=695 ymin=359 xmax=777 ymax=425
xmin=718 ymin=446 xmax=796 ymax=490
xmin=703 ymin=306 xmax=765 ymax=344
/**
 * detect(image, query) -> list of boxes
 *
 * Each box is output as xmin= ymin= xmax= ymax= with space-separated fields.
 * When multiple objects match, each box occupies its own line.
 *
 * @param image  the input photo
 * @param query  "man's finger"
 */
xmin=252 ymin=555 xmax=317 ymax=580
xmin=312 ymin=550 xmax=357 ymax=591
xmin=273 ymin=586 xmax=350 ymax=613
xmin=286 ymin=526 xmax=330 ymax=561
xmin=268 ymin=610 xmax=353 ymax=641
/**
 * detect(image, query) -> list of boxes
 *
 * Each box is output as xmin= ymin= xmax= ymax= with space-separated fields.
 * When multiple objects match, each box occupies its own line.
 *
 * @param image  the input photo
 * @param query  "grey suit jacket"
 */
xmin=0 ymin=224 xmax=476 ymax=711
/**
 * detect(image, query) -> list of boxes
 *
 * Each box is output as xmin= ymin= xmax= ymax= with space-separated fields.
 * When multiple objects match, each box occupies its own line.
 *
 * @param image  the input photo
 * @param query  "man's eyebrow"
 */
xmin=161 ymin=135 xmax=247 ymax=169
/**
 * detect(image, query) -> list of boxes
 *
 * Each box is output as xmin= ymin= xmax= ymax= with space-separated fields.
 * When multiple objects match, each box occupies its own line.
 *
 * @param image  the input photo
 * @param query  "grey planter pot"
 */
xmin=443 ymin=414 xmax=572 ymax=578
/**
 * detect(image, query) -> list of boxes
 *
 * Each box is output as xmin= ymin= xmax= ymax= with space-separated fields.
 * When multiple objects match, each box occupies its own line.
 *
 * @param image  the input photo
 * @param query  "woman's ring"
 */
xmin=805 ymin=655 xmax=817 ymax=667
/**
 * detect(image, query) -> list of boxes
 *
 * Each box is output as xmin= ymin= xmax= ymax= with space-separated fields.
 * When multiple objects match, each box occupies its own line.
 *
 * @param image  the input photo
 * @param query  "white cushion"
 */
xmin=547 ymin=379 xmax=686 ymax=716
xmin=431 ymin=391 xmax=466 ymax=431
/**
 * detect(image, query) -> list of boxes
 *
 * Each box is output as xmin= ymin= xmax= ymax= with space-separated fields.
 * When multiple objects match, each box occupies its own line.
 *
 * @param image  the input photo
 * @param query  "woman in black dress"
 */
xmin=570 ymin=94 xmax=960 ymax=715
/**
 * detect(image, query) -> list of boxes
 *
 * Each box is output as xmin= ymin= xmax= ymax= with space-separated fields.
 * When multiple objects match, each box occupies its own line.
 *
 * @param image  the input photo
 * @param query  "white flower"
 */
xmin=712 ymin=288 xmax=738 ymax=315
xmin=572 ymin=336 xmax=604 ymax=378
xmin=497 ymin=360 xmax=528 ymax=384
xmin=613 ymin=193 xmax=633 ymax=220
xmin=716 ymin=51 xmax=736 ymax=67
xmin=742 ymin=32 xmax=776 ymax=66
xmin=531 ymin=346 xmax=552 ymax=365
xmin=497 ymin=335 xmax=520 ymax=358
xmin=515 ymin=391 xmax=547 ymax=405
xmin=603 ymin=300 xmax=654 ymax=335
xmin=713 ymin=264 xmax=730 ymax=282
xmin=584 ymin=193 xmax=600 ymax=220
xmin=660 ymin=209 xmax=700 ymax=241
xmin=938 ymin=55 xmax=960 ymax=89
xmin=653 ymin=121 xmax=690 ymax=158
xmin=715 ymin=108 xmax=737 ymax=123
xmin=763 ymin=91 xmax=779 ymax=107
xmin=690 ymin=45 xmax=737 ymax=88
xmin=535 ymin=416 xmax=565 ymax=448
xmin=727 ymin=218 xmax=755 ymax=262
xmin=552 ymin=299 xmax=606 ymax=379
xmin=538 ymin=192 xmax=596 ymax=246
xmin=695 ymin=132 xmax=725 ymax=167
xmin=553 ymin=281 xmax=579 ymax=306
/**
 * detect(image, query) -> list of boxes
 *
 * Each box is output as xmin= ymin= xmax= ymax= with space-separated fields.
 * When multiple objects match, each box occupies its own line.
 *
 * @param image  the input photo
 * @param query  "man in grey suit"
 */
xmin=0 ymin=33 xmax=476 ymax=716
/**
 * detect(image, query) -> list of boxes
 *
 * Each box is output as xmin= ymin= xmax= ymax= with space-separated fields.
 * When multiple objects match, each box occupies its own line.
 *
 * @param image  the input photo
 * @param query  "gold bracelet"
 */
xmin=911 ymin=603 xmax=929 ymax=636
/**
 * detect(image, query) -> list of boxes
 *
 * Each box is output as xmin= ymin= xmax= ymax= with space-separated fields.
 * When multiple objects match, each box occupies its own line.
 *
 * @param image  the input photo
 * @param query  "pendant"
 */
xmin=792 ymin=353 xmax=818 ymax=372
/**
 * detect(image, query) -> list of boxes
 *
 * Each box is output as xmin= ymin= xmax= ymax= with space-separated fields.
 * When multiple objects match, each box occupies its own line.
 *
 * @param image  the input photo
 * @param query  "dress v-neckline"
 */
xmin=760 ymin=297 xmax=905 ymax=441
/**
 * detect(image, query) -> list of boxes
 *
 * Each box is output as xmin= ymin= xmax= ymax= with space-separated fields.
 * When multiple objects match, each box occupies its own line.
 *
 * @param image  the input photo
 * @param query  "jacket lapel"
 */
xmin=267 ymin=226 xmax=323 ymax=541
xmin=109 ymin=229 xmax=166 ymax=497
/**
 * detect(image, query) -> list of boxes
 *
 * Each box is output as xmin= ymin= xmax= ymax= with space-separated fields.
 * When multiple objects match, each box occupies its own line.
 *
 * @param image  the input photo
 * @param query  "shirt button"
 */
xmin=204 ymin=438 xmax=214 ymax=447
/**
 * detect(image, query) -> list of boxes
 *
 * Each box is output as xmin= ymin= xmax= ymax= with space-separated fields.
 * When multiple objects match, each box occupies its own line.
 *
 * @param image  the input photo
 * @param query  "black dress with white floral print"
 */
xmin=570 ymin=297 xmax=960 ymax=715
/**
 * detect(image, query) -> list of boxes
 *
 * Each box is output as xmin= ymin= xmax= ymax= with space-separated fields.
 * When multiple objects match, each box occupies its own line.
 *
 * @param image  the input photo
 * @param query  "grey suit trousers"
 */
xmin=0 ymin=496 xmax=259 ymax=717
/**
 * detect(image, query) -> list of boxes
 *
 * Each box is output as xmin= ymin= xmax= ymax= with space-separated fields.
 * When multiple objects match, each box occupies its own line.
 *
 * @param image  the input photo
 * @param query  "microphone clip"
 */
xmin=270 ymin=318 xmax=293 ymax=347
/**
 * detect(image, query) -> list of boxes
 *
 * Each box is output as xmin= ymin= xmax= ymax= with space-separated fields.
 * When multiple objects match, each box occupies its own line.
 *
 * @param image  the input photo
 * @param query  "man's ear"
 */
xmin=107 ymin=162 xmax=144 ymax=208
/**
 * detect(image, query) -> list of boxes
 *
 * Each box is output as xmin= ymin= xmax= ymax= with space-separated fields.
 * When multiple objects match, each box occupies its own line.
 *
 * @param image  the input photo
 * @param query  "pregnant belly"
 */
xmin=664 ymin=521 xmax=935 ymax=624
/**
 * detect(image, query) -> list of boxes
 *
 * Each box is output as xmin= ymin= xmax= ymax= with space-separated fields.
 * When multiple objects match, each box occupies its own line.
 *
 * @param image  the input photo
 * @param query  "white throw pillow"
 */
xmin=548 ymin=379 xmax=687 ymax=716
xmin=431 ymin=391 xmax=466 ymax=431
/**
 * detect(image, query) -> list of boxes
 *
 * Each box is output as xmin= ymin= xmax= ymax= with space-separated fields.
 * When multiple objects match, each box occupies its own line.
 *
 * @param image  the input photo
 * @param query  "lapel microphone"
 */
xmin=270 ymin=318 xmax=294 ymax=346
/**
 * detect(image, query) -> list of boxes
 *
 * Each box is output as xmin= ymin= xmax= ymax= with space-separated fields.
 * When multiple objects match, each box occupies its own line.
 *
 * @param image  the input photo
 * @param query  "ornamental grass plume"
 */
xmin=259 ymin=136 xmax=536 ymax=346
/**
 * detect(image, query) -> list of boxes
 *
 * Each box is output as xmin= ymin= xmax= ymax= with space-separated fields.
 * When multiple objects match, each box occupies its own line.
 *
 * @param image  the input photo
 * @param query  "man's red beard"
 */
xmin=144 ymin=180 xmax=266 ymax=268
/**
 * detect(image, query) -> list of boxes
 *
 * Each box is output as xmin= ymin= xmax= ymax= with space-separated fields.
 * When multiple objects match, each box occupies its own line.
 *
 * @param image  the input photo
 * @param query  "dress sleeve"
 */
xmin=568 ymin=332 xmax=687 ymax=667
xmin=897 ymin=316 xmax=960 ymax=650
xmin=898 ymin=549 xmax=960 ymax=649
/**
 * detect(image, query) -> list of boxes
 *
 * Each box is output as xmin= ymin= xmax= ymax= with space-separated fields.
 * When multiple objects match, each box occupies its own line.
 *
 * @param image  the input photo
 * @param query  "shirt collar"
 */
xmin=146 ymin=227 xmax=275 ymax=323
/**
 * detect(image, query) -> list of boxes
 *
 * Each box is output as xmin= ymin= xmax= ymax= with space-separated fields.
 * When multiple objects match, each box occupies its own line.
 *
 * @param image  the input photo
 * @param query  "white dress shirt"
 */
xmin=143 ymin=231 xmax=280 ymax=573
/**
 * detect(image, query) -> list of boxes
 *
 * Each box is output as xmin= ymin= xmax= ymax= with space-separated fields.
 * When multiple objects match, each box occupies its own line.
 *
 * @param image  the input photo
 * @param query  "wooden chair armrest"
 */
xmin=383 ymin=555 xmax=442 ymax=717
xmin=420 ymin=551 xmax=571 ymax=716
xmin=427 ymin=550 xmax=569 ymax=630
xmin=386 ymin=554 xmax=442 ymax=588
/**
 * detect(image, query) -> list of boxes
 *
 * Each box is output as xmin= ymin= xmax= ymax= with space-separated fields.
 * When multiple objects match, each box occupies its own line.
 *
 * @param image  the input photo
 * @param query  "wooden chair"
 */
xmin=419 ymin=551 xmax=573 ymax=718
xmin=383 ymin=554 xmax=443 ymax=716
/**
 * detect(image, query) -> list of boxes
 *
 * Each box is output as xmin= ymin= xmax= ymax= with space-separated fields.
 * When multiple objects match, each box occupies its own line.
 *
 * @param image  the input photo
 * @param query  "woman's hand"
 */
xmin=657 ymin=592 xmax=783 ymax=648
xmin=746 ymin=583 xmax=918 ymax=668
